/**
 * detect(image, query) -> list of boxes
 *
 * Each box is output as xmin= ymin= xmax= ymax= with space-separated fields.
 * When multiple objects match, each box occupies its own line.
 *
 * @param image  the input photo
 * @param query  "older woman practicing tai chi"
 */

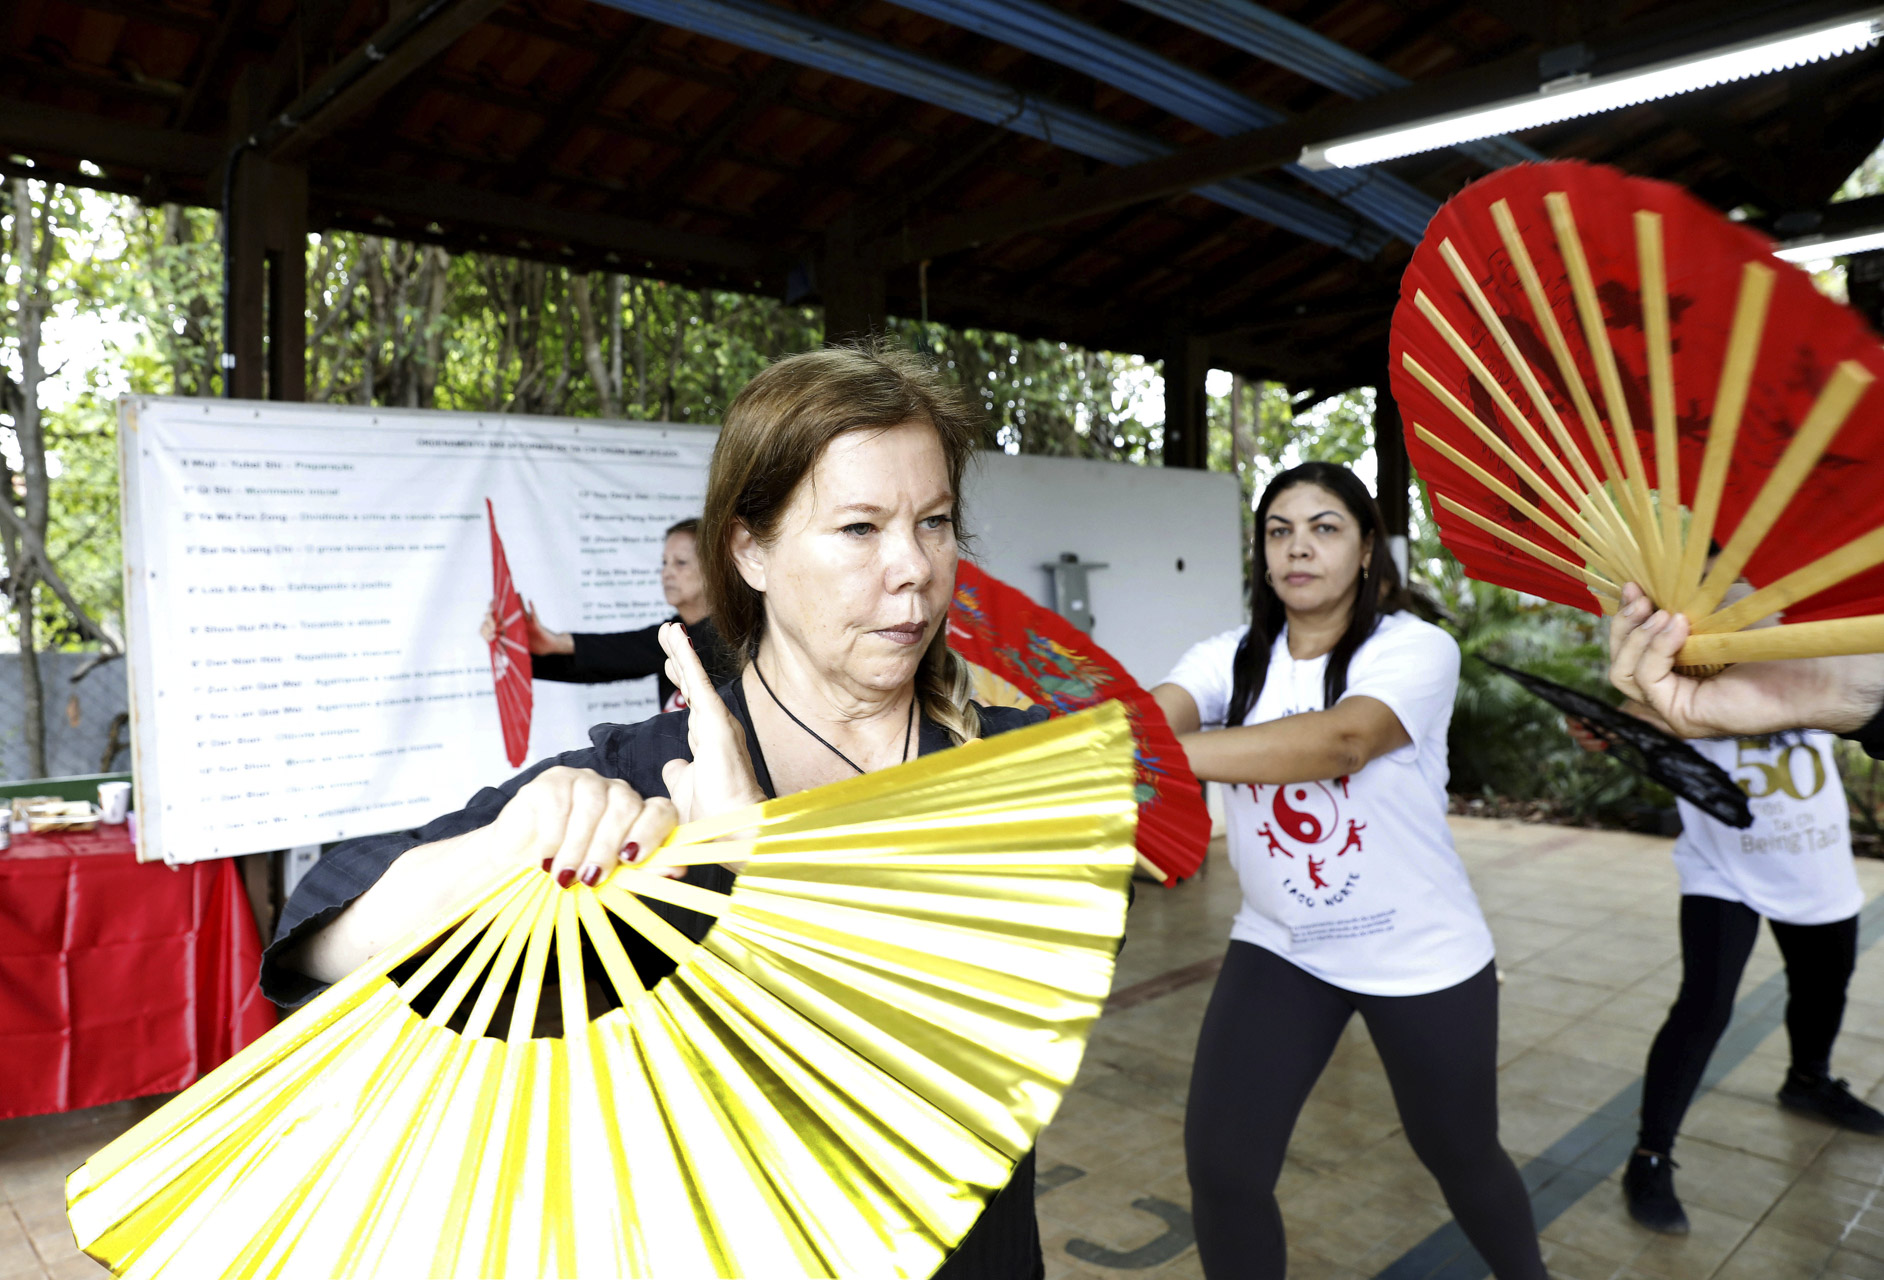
xmin=263 ymin=344 xmax=1050 ymax=1279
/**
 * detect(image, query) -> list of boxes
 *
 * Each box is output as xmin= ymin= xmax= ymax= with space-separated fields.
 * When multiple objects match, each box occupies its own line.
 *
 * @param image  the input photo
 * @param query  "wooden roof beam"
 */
xmin=0 ymin=101 xmax=221 ymax=175
xmin=258 ymin=0 xmax=512 ymax=162
xmin=314 ymin=170 xmax=783 ymax=276
xmin=880 ymin=0 xmax=1884 ymax=268
xmin=490 ymin=20 xmax=665 ymax=195
xmin=876 ymin=49 xmax=1535 ymax=267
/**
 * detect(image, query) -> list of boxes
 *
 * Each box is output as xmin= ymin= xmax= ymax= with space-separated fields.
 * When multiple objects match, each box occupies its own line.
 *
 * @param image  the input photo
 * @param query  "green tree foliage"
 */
xmin=4 ymin=190 xmax=1172 ymax=663
xmin=892 ymin=320 xmax=1163 ymax=461
xmin=0 ymin=183 xmax=1789 ymax=824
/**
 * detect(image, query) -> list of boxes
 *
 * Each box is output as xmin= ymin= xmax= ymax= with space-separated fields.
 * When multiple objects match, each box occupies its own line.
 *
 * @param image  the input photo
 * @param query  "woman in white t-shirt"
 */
xmin=1155 ymin=462 xmax=1543 ymax=1280
xmin=1569 ymin=711 xmax=1880 ymax=1236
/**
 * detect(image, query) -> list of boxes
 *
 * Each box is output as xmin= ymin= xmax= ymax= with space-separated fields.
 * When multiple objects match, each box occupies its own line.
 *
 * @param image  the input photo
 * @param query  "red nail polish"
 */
xmin=541 ymin=857 xmax=553 ymax=872
xmin=579 ymin=865 xmax=601 ymax=887
xmin=623 ymin=841 xmax=640 ymax=861
xmin=556 ymin=868 xmax=575 ymax=888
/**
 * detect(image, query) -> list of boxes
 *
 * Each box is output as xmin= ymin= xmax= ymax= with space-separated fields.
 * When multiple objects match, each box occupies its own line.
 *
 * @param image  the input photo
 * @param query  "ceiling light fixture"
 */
xmin=1773 ymin=227 xmax=1884 ymax=262
xmin=1300 ymin=11 xmax=1884 ymax=170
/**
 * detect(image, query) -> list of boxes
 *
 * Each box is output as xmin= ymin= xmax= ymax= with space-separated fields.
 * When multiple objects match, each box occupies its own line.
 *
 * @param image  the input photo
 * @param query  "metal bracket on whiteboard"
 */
xmin=1044 ymin=553 xmax=1107 ymax=634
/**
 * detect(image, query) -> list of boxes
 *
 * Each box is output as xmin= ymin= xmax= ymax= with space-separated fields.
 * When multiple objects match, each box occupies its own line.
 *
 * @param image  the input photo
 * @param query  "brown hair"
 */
xmin=665 ymin=517 xmax=700 ymax=539
xmin=700 ymin=341 xmax=984 ymax=743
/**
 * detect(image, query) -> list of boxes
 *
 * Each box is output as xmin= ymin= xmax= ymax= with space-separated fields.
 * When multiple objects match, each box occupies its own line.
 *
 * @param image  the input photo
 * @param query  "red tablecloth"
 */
xmin=0 ymin=826 xmax=276 ymax=1119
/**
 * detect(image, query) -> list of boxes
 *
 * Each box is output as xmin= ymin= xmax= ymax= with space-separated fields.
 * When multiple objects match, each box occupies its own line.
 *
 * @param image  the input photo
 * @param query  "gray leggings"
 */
xmin=1185 ymin=942 xmax=1545 ymax=1279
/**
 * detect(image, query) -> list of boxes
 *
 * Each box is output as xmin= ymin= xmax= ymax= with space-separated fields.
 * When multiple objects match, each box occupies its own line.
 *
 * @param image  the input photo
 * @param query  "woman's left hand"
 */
xmin=658 ymin=621 xmax=767 ymax=824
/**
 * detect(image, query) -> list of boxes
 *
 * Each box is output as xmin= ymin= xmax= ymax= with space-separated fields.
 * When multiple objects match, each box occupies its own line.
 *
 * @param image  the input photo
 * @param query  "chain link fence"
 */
xmin=0 ymin=652 xmax=131 ymax=781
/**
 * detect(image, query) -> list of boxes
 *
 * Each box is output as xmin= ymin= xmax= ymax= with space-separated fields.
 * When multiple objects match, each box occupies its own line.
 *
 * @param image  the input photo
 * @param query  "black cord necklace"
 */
xmin=752 ymin=661 xmax=915 ymax=775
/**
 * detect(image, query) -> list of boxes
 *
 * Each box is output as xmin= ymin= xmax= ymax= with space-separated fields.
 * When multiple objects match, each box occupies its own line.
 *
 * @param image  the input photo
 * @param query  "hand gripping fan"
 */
xmin=65 ymin=704 xmax=1137 ymax=1280
xmin=948 ymin=560 xmax=1210 ymax=885
xmin=1479 ymin=658 xmax=1752 ymax=828
xmin=487 ymin=499 xmax=533 ymax=767
xmin=1392 ymin=160 xmax=1884 ymax=671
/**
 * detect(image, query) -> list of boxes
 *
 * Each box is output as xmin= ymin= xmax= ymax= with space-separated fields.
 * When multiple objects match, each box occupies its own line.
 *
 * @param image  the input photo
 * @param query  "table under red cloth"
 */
xmin=0 ymin=826 xmax=276 ymax=1119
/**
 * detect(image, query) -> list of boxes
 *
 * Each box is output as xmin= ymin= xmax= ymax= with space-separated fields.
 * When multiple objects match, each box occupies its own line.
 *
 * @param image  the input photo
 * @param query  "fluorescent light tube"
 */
xmin=1773 ymin=228 xmax=1884 ymax=261
xmin=1301 ymin=12 xmax=1883 ymax=169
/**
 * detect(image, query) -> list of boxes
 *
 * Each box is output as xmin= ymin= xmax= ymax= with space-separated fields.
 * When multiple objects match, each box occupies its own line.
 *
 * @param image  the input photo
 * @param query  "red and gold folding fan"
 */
xmin=1392 ymin=160 xmax=1884 ymax=670
xmin=948 ymin=560 xmax=1209 ymax=884
xmin=486 ymin=499 xmax=532 ymax=767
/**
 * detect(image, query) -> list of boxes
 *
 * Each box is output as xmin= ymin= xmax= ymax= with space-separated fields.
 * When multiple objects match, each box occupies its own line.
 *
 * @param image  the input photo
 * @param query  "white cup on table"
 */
xmin=97 ymin=781 xmax=131 ymax=825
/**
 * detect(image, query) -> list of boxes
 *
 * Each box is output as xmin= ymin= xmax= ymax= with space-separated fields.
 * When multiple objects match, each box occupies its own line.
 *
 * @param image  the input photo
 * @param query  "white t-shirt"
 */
xmin=1165 ymin=611 xmax=1494 ymax=996
xmin=1673 ymin=732 xmax=1862 ymax=925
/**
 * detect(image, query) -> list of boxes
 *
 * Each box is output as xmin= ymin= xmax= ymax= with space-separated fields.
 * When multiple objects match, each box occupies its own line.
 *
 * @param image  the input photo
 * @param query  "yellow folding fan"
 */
xmin=66 ymin=703 xmax=1137 ymax=1279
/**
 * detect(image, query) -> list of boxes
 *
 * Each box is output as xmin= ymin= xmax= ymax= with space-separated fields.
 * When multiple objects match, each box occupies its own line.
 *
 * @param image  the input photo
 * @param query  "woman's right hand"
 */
xmin=288 ymin=766 xmax=680 ymax=986
xmin=488 ymin=765 xmax=682 ymax=887
xmin=479 ymin=597 xmax=575 ymax=656
xmin=658 ymin=621 xmax=767 ymax=824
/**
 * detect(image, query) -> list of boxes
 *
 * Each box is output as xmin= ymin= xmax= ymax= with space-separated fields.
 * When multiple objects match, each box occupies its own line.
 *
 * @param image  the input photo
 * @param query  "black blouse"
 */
xmin=529 ymin=614 xmax=739 ymax=710
xmin=264 ymin=683 xmax=1051 ymax=1280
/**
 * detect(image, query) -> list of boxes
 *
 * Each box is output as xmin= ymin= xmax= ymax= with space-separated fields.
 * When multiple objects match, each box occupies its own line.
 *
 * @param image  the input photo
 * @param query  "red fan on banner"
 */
xmin=1392 ymin=160 xmax=1884 ymax=670
xmin=949 ymin=560 xmax=1209 ymax=884
xmin=486 ymin=499 xmax=532 ymax=768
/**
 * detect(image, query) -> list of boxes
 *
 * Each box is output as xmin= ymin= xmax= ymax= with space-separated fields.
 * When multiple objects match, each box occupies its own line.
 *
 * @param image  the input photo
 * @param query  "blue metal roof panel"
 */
xmin=1116 ymin=0 xmax=1544 ymax=168
xmin=592 ymin=0 xmax=1387 ymax=255
xmin=886 ymin=0 xmax=1441 ymax=242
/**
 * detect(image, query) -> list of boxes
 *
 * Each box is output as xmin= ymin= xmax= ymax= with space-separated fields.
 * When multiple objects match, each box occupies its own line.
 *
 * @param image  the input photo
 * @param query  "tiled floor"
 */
xmin=9 ymin=817 xmax=1884 ymax=1279
xmin=1036 ymin=818 xmax=1884 ymax=1280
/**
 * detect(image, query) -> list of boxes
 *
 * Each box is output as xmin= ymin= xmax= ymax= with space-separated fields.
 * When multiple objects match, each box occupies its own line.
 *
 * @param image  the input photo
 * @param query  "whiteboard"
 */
xmin=119 ymin=397 xmax=716 ymax=863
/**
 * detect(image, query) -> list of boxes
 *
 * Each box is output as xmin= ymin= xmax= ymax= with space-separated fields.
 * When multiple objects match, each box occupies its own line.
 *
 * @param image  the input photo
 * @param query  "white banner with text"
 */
xmin=120 ymin=397 xmax=715 ymax=863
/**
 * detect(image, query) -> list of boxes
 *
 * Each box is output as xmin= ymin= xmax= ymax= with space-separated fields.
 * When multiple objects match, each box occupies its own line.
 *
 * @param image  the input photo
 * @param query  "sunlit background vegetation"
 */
xmin=4 ymin=146 xmax=1883 ymax=832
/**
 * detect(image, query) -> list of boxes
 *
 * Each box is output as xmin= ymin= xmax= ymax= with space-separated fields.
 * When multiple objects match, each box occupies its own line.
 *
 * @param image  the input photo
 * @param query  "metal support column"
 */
xmin=1162 ymin=329 xmax=1209 ymax=469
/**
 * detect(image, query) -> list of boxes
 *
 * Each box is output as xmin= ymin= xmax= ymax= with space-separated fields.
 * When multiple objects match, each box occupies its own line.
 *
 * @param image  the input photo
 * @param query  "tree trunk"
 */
xmin=660 ymin=292 xmax=684 ymax=421
xmin=160 ymin=205 xmax=192 ymax=395
xmin=607 ymin=274 xmax=623 ymax=418
xmin=633 ymin=279 xmax=648 ymax=414
xmin=418 ymin=247 xmax=449 ymax=409
xmin=8 ymin=177 xmax=54 ymax=777
xmin=569 ymin=275 xmax=619 ymax=418
xmin=361 ymin=236 xmax=385 ymax=405
xmin=701 ymin=291 xmax=722 ymax=413
xmin=546 ymin=270 xmax=574 ymax=416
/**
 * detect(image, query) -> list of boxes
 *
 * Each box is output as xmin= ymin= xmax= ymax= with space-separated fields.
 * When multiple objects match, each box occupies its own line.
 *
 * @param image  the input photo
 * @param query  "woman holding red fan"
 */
xmin=479 ymin=517 xmax=740 ymax=713
xmin=1154 ymin=461 xmax=1544 ymax=1279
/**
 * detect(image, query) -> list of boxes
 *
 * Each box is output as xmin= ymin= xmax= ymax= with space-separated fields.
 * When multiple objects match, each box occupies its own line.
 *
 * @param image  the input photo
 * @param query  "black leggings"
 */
xmin=1639 ymin=895 xmax=1859 ymax=1154
xmin=1185 ymin=942 xmax=1545 ymax=1279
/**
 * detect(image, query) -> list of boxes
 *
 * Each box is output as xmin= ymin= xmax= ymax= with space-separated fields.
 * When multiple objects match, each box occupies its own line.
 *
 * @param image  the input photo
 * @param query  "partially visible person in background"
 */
xmin=480 ymin=517 xmax=738 ymax=711
xmin=1568 ymin=707 xmax=1882 ymax=1236
xmin=1607 ymin=584 xmax=1884 ymax=755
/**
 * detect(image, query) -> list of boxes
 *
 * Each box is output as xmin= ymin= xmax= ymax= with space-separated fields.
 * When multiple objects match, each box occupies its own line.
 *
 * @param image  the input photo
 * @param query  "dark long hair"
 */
xmin=1225 ymin=462 xmax=1408 ymax=727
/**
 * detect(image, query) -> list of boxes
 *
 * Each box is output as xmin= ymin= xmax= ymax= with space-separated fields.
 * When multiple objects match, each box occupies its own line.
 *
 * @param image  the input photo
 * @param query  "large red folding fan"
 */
xmin=486 ymin=499 xmax=533 ymax=768
xmin=1392 ymin=161 xmax=1884 ymax=669
xmin=948 ymin=561 xmax=1210 ymax=884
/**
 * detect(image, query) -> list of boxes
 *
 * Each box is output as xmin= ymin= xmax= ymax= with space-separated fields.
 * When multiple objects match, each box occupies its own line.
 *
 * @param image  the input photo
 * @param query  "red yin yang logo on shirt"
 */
xmin=1251 ymin=777 xmax=1365 ymax=889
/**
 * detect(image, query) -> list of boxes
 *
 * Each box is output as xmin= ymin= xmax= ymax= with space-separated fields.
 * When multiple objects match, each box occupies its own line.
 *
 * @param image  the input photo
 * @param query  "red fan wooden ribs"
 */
xmin=948 ymin=560 xmax=1210 ymax=884
xmin=486 ymin=499 xmax=533 ymax=768
xmin=1391 ymin=160 xmax=1884 ymax=669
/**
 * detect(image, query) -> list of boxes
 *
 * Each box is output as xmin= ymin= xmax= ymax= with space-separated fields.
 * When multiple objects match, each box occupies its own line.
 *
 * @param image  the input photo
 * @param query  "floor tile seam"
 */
xmin=1 ymin=1204 xmax=48 ymax=1272
xmin=1377 ymin=889 xmax=1884 ymax=1280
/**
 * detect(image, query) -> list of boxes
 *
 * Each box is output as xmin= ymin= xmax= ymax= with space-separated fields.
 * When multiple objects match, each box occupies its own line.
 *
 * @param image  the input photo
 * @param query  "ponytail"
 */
xmin=918 ymin=632 xmax=981 ymax=746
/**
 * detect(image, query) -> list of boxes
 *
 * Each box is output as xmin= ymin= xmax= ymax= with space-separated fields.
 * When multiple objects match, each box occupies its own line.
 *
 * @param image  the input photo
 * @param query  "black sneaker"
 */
xmin=1622 ymin=1150 xmax=1689 ymax=1235
xmin=1778 ymin=1069 xmax=1884 ymax=1134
